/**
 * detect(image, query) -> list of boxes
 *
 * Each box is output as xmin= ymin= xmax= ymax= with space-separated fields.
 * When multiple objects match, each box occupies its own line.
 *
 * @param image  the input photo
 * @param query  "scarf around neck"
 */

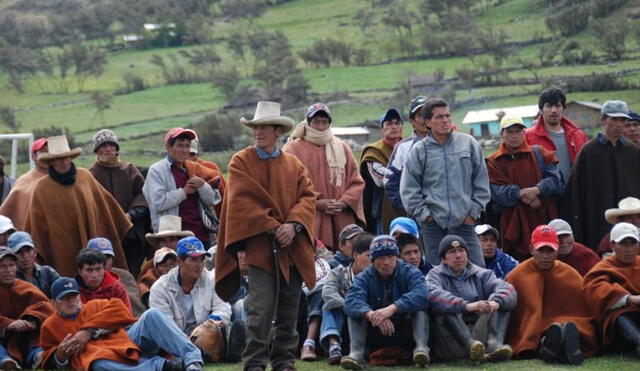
xmin=49 ymin=162 xmax=77 ymax=185
xmin=285 ymin=120 xmax=346 ymax=187
xmin=96 ymin=153 xmax=121 ymax=168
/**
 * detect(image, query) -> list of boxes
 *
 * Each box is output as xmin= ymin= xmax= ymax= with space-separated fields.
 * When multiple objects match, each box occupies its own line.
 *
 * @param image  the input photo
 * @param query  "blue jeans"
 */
xmin=126 ymin=308 xmax=202 ymax=366
xmin=319 ymin=309 xmax=345 ymax=350
xmin=421 ymin=221 xmax=485 ymax=267
xmin=232 ymin=298 xmax=247 ymax=322
xmin=92 ymin=357 xmax=165 ymax=371
xmin=0 ymin=341 xmax=41 ymax=368
xmin=306 ymin=290 xmax=323 ymax=322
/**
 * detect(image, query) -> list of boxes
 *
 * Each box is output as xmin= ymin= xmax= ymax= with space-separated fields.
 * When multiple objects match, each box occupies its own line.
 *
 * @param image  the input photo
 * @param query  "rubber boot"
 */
xmin=539 ymin=322 xmax=563 ymax=363
xmin=225 ymin=320 xmax=246 ymax=363
xmin=340 ymin=317 xmax=367 ymax=370
xmin=562 ymin=322 xmax=583 ymax=365
xmin=443 ymin=313 xmax=485 ymax=363
xmin=485 ymin=311 xmax=513 ymax=362
xmin=617 ymin=314 xmax=640 ymax=358
xmin=411 ymin=311 xmax=430 ymax=368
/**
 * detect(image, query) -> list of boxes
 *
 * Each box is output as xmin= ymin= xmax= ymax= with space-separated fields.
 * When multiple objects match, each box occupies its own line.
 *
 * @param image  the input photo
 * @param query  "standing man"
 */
xmin=284 ymin=103 xmax=365 ymax=250
xmin=487 ymin=115 xmax=564 ymax=260
xmin=26 ymin=135 xmax=132 ymax=277
xmin=0 ymin=247 xmax=55 ymax=370
xmin=385 ymin=96 xmax=429 ymax=214
xmin=401 ymin=98 xmax=490 ymax=267
xmin=0 ymin=138 xmax=48 ymax=230
xmin=525 ymin=87 xmax=588 ymax=183
xmin=361 ymin=108 xmax=403 ymax=234
xmin=89 ymin=129 xmax=149 ymax=277
xmin=562 ymin=100 xmax=640 ymax=250
xmin=215 ymin=101 xmax=316 ymax=371
xmin=622 ymin=111 xmax=640 ymax=146
xmin=143 ymin=127 xmax=223 ymax=247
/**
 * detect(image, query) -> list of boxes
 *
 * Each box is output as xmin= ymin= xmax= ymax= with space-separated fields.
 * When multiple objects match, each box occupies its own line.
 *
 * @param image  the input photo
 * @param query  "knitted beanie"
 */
xmin=92 ymin=129 xmax=119 ymax=152
xmin=370 ymin=234 xmax=400 ymax=261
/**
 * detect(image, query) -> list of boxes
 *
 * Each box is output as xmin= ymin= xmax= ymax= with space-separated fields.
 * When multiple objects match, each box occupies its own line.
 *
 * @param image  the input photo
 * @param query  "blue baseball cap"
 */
xmin=629 ymin=111 xmax=640 ymax=123
xmin=176 ymin=236 xmax=211 ymax=258
xmin=370 ymin=235 xmax=400 ymax=261
xmin=86 ymin=237 xmax=115 ymax=257
xmin=51 ymin=277 xmax=80 ymax=300
xmin=379 ymin=108 xmax=403 ymax=127
xmin=8 ymin=231 xmax=35 ymax=253
xmin=389 ymin=217 xmax=419 ymax=238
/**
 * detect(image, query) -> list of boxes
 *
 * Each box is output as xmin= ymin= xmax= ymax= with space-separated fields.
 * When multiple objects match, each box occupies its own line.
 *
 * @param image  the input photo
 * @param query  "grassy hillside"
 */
xmin=1 ymin=0 xmax=639 ymax=172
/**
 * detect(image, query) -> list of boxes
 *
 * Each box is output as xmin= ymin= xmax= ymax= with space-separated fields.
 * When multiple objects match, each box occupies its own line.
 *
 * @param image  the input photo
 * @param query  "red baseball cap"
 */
xmin=531 ymin=225 xmax=559 ymax=251
xmin=31 ymin=138 xmax=47 ymax=154
xmin=164 ymin=127 xmax=196 ymax=146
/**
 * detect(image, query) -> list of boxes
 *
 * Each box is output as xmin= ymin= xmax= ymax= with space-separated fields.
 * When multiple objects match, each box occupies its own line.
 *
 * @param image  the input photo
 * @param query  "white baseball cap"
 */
xmin=610 ymin=222 xmax=640 ymax=243
xmin=0 ymin=215 xmax=16 ymax=234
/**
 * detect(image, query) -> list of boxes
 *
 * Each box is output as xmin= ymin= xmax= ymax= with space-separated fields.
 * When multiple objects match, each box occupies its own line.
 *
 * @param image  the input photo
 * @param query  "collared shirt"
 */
xmin=597 ymin=132 xmax=627 ymax=146
xmin=254 ymin=146 xmax=281 ymax=160
xmin=16 ymin=263 xmax=60 ymax=298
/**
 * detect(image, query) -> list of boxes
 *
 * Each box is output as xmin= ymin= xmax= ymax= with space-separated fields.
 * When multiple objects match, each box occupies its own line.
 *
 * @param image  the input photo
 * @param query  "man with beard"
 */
xmin=26 ymin=135 xmax=132 ymax=277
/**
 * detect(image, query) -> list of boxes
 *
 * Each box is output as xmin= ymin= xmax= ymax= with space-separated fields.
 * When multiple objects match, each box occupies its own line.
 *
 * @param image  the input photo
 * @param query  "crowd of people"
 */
xmin=0 ymin=87 xmax=640 ymax=371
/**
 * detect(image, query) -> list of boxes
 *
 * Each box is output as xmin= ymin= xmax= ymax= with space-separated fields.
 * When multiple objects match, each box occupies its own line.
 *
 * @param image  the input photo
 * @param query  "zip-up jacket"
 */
xmin=385 ymin=132 xmax=423 ymax=211
xmin=485 ymin=249 xmax=519 ymax=279
xmin=525 ymin=116 xmax=588 ymax=164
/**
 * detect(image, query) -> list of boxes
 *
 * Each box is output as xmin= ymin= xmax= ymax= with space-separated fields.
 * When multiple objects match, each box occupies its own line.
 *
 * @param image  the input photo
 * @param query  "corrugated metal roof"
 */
xmin=332 ymin=127 xmax=370 ymax=135
xmin=462 ymin=105 xmax=539 ymax=125
xmin=569 ymin=101 xmax=602 ymax=110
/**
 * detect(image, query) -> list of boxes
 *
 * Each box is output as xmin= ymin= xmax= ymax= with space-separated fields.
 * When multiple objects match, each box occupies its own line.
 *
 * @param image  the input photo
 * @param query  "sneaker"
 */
xmin=300 ymin=345 xmax=317 ymax=362
xmin=539 ymin=322 xmax=563 ymax=363
xmin=0 ymin=358 xmax=19 ymax=370
xmin=328 ymin=342 xmax=342 ymax=365
xmin=185 ymin=361 xmax=204 ymax=371
xmin=340 ymin=356 xmax=364 ymax=370
xmin=412 ymin=350 xmax=430 ymax=368
xmin=31 ymin=350 xmax=44 ymax=369
xmin=162 ymin=357 xmax=184 ymax=371
xmin=563 ymin=322 xmax=583 ymax=365
xmin=485 ymin=344 xmax=513 ymax=362
xmin=469 ymin=340 xmax=486 ymax=363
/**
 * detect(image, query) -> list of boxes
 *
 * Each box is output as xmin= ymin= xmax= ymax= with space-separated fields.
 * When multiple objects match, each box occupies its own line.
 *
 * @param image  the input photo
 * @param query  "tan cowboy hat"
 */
xmin=605 ymin=197 xmax=640 ymax=224
xmin=145 ymin=215 xmax=194 ymax=244
xmin=240 ymin=101 xmax=294 ymax=133
xmin=37 ymin=135 xmax=82 ymax=164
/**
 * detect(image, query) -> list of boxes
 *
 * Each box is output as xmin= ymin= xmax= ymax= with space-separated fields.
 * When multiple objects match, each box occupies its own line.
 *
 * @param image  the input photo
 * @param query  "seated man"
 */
xmin=342 ymin=235 xmax=430 ymax=369
xmin=395 ymin=233 xmax=432 ymax=276
xmin=327 ymin=224 xmax=364 ymax=268
xmin=40 ymin=277 xmax=204 ymax=371
xmin=320 ymin=233 xmax=373 ymax=365
xmin=0 ymin=247 xmax=54 ymax=370
xmin=474 ymin=224 xmax=518 ymax=279
xmin=427 ymin=235 xmax=517 ymax=363
xmin=506 ymin=225 xmax=596 ymax=365
xmin=87 ymin=237 xmax=145 ymax=316
xmin=599 ymin=197 xmax=640 ymax=256
xmin=389 ymin=217 xmax=420 ymax=239
xmin=76 ymin=249 xmax=132 ymax=314
xmin=583 ymin=222 xmax=640 ymax=355
xmin=137 ymin=247 xmax=178 ymax=307
xmin=8 ymin=231 xmax=60 ymax=298
xmin=0 ymin=215 xmax=16 ymax=246
xmin=548 ymin=219 xmax=600 ymax=276
xmin=149 ymin=237 xmax=241 ymax=362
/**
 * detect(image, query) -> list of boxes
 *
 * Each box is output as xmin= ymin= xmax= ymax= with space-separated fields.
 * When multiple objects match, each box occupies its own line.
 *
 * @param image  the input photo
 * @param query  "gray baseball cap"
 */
xmin=548 ymin=219 xmax=573 ymax=236
xmin=601 ymin=100 xmax=631 ymax=119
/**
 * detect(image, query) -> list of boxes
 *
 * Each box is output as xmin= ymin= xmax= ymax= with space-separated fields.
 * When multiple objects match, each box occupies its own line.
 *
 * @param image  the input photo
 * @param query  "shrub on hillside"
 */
xmin=192 ymin=113 xmax=246 ymax=152
xmin=545 ymin=4 xmax=590 ymax=36
xmin=120 ymin=72 xmax=147 ymax=94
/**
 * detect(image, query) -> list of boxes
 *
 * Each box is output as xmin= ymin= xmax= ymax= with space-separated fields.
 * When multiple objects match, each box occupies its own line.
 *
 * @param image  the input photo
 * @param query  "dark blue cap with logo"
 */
xmin=51 ymin=277 xmax=80 ymax=300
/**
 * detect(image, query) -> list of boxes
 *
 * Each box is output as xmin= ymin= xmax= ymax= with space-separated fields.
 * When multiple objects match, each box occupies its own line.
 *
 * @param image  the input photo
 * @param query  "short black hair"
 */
xmin=538 ymin=87 xmax=566 ymax=110
xmin=352 ymin=233 xmax=374 ymax=255
xmin=422 ymin=98 xmax=449 ymax=120
xmin=395 ymin=233 xmax=420 ymax=252
xmin=77 ymin=249 xmax=106 ymax=270
xmin=168 ymin=133 xmax=193 ymax=147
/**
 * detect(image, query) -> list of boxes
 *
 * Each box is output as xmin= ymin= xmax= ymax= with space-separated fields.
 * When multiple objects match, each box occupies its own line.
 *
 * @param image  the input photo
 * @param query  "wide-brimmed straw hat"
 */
xmin=37 ymin=135 xmax=82 ymax=164
xmin=240 ymin=101 xmax=294 ymax=133
xmin=145 ymin=215 xmax=194 ymax=244
xmin=605 ymin=197 xmax=640 ymax=224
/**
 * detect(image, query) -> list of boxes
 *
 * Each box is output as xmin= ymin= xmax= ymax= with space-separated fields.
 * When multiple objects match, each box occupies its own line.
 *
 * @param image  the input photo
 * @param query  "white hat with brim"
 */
xmin=145 ymin=215 xmax=194 ymax=244
xmin=605 ymin=197 xmax=640 ymax=224
xmin=37 ymin=135 xmax=82 ymax=165
xmin=240 ymin=101 xmax=294 ymax=133
xmin=610 ymin=222 xmax=640 ymax=243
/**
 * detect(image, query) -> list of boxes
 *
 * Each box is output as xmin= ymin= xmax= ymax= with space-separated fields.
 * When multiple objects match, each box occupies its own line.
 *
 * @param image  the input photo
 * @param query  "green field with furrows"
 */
xmin=1 ymin=0 xmax=639 ymax=175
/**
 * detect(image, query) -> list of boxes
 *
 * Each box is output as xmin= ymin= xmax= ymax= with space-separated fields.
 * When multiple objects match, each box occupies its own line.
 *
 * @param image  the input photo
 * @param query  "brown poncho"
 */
xmin=506 ymin=259 xmax=597 ymax=357
xmin=0 ymin=169 xmax=47 ymax=230
xmin=40 ymin=299 xmax=140 ymax=371
xmin=487 ymin=142 xmax=559 ymax=259
xmin=360 ymin=139 xmax=397 ymax=234
xmin=215 ymin=147 xmax=316 ymax=301
xmin=285 ymin=138 xmax=365 ymax=249
xmin=583 ymin=256 xmax=640 ymax=345
xmin=26 ymin=168 xmax=133 ymax=276
xmin=0 ymin=279 xmax=55 ymax=363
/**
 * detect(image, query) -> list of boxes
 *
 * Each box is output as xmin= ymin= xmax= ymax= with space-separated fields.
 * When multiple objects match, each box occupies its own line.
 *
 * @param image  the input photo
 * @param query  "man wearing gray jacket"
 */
xmin=400 ymin=98 xmax=490 ymax=267
xmin=427 ymin=235 xmax=516 ymax=363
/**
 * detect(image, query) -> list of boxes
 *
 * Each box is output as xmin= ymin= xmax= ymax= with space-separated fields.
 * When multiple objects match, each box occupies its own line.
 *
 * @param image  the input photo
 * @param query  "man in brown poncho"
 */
xmin=284 ymin=102 xmax=365 ymax=250
xmin=215 ymin=101 xmax=316 ymax=371
xmin=583 ymin=222 xmax=640 ymax=355
xmin=0 ymin=138 xmax=48 ymax=230
xmin=89 ymin=129 xmax=149 ymax=277
xmin=25 ymin=135 xmax=132 ymax=277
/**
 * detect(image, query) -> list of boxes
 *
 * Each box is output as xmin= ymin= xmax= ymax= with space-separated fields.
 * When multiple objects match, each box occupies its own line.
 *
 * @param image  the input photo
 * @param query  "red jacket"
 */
xmin=78 ymin=270 xmax=133 ymax=314
xmin=525 ymin=116 xmax=588 ymax=164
